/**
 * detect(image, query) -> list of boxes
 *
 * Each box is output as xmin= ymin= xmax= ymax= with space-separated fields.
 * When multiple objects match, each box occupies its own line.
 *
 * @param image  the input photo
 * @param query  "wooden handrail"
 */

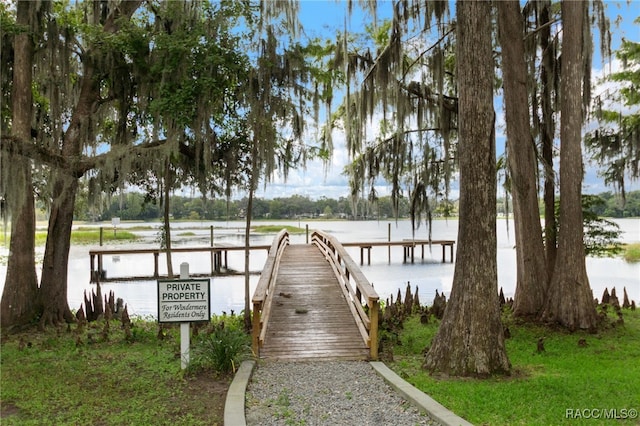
xmin=88 ymin=244 xmax=271 ymax=256
xmin=341 ymin=239 xmax=455 ymax=248
xmin=251 ymin=229 xmax=289 ymax=356
xmin=311 ymin=230 xmax=380 ymax=360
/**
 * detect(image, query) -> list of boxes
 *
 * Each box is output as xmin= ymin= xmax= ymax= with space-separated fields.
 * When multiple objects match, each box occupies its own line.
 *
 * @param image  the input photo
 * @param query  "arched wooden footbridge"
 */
xmin=251 ymin=230 xmax=380 ymax=361
xmin=85 ymin=227 xmax=454 ymax=360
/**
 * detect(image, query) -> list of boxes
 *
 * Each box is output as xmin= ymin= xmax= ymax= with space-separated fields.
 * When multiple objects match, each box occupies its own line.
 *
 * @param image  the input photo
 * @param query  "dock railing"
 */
xmin=311 ymin=230 xmax=380 ymax=360
xmin=88 ymin=244 xmax=271 ymax=282
xmin=251 ymin=229 xmax=290 ymax=356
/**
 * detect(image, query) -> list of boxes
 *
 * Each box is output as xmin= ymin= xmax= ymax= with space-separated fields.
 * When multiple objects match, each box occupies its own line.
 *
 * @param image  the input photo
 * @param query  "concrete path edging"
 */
xmin=223 ymin=360 xmax=255 ymax=426
xmin=224 ymin=359 xmax=472 ymax=426
xmin=370 ymin=361 xmax=474 ymax=426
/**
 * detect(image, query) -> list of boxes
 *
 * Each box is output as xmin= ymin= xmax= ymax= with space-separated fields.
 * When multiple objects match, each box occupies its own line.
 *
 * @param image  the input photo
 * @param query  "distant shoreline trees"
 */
xmin=61 ymin=190 xmax=640 ymax=223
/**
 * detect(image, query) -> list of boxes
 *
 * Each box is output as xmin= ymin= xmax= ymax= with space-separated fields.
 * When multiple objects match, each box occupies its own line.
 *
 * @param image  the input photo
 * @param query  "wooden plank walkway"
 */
xmin=259 ymin=244 xmax=369 ymax=361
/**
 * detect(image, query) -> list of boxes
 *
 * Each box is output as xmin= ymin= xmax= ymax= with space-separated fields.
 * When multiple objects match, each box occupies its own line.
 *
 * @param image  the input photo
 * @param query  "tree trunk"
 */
xmin=423 ymin=0 xmax=510 ymax=377
xmin=541 ymin=1 xmax=597 ymax=331
xmin=243 ymin=183 xmax=255 ymax=331
xmin=244 ymin=139 xmax=259 ymax=331
xmin=39 ymin=172 xmax=77 ymax=325
xmin=0 ymin=0 xmax=39 ymax=329
xmin=164 ymin=160 xmax=173 ymax=278
xmin=1 ymin=184 xmax=39 ymax=328
xmin=497 ymin=0 xmax=549 ymax=318
xmin=38 ymin=56 xmax=100 ymax=326
xmin=539 ymin=1 xmax=558 ymax=276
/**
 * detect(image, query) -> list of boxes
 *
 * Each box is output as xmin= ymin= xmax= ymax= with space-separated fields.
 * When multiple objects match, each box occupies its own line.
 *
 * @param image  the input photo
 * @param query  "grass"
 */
xmin=1 ymin=296 xmax=638 ymax=425
xmin=389 ymin=309 xmax=640 ymax=425
xmin=1 ymin=230 xmax=139 ymax=248
xmin=55 ymin=230 xmax=138 ymax=245
xmin=623 ymin=243 xmax=640 ymax=262
xmin=252 ymin=225 xmax=306 ymax=234
xmin=178 ymin=231 xmax=197 ymax=237
xmin=0 ymin=316 xmax=251 ymax=425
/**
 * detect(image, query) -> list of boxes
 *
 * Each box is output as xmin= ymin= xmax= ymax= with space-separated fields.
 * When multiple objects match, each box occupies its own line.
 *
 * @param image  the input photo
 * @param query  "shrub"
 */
xmin=189 ymin=318 xmax=251 ymax=374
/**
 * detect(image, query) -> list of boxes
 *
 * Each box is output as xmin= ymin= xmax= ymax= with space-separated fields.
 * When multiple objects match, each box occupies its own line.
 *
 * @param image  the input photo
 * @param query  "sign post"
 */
xmin=111 ymin=217 xmax=120 ymax=237
xmin=157 ymin=262 xmax=211 ymax=369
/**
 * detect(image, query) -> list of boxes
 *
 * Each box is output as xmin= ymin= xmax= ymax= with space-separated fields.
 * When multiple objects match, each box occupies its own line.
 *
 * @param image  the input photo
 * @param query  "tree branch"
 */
xmin=1 ymin=135 xmax=69 ymax=171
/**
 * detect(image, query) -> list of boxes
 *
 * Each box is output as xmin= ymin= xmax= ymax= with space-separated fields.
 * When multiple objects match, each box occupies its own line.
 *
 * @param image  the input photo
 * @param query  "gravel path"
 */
xmin=245 ymin=361 xmax=440 ymax=426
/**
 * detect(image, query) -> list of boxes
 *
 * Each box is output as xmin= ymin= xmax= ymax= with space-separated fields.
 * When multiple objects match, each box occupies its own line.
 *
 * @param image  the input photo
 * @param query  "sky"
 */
xmin=250 ymin=0 xmax=640 ymax=201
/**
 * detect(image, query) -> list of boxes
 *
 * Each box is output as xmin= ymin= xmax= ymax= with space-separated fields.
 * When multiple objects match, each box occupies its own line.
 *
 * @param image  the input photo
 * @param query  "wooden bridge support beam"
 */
xmin=153 ymin=253 xmax=159 ymax=278
xmin=360 ymin=246 xmax=372 ymax=265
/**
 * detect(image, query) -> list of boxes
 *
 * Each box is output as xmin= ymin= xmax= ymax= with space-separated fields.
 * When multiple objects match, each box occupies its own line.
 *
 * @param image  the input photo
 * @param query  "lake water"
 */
xmin=0 ymin=218 xmax=638 ymax=318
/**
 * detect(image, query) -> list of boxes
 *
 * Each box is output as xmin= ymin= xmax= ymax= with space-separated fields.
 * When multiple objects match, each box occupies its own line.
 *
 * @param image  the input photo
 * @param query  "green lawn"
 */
xmin=389 ymin=309 xmax=640 ymax=425
xmin=1 ymin=299 xmax=638 ymax=425
xmin=0 ymin=318 xmax=241 ymax=425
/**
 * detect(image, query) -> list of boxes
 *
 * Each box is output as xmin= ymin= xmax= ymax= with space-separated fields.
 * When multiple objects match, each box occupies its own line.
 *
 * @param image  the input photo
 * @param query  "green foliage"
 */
xmin=586 ymin=37 xmax=640 ymax=193
xmin=252 ymin=225 xmax=305 ymax=234
xmin=2 ymin=229 xmax=138 ymax=248
xmin=85 ymin=191 xmax=451 ymax=221
xmin=155 ymin=226 xmax=168 ymax=249
xmin=73 ymin=229 xmax=138 ymax=244
xmin=79 ymin=190 xmax=640 ymax=223
xmin=127 ymin=319 xmax=159 ymax=343
xmin=188 ymin=315 xmax=251 ymax=375
xmin=0 ymin=3 xmax=18 ymax=35
xmin=273 ymin=389 xmax=301 ymax=424
xmin=545 ymin=194 xmax=626 ymax=257
xmin=581 ymin=195 xmax=623 ymax=257
xmin=391 ymin=311 xmax=640 ymax=425
xmin=623 ymin=243 xmax=640 ymax=262
xmin=365 ymin=20 xmax=392 ymax=47
xmin=586 ymin=190 xmax=640 ymax=217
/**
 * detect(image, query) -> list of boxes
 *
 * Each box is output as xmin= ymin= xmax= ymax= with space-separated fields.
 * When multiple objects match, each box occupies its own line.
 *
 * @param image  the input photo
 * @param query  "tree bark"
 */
xmin=497 ymin=0 xmax=549 ymax=318
xmin=541 ymin=1 xmax=597 ymax=331
xmin=423 ymin=0 xmax=510 ymax=377
xmin=164 ymin=160 xmax=174 ymax=278
xmin=244 ymin=188 xmax=254 ymax=331
xmin=0 ymin=0 xmax=40 ymax=329
xmin=38 ymin=57 xmax=98 ymax=326
xmin=538 ymin=1 xmax=558 ymax=276
xmin=244 ymin=140 xmax=259 ymax=331
xmin=39 ymin=172 xmax=77 ymax=325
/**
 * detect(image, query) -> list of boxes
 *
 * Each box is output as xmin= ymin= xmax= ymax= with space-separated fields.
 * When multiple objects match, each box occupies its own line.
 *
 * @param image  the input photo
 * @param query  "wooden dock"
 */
xmin=258 ymin=244 xmax=369 ymax=360
xmin=88 ymin=244 xmax=270 ymax=283
xmin=342 ymin=239 xmax=455 ymax=265
xmin=87 ymin=238 xmax=455 ymax=282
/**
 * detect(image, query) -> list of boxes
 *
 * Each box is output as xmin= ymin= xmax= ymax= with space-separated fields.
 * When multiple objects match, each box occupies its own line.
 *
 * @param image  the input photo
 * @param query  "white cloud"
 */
xmin=253 ymin=127 xmax=351 ymax=200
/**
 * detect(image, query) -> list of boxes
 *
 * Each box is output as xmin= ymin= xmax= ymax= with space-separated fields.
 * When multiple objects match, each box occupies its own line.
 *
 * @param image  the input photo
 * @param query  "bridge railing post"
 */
xmin=369 ymin=298 xmax=379 ymax=360
xmin=252 ymin=301 xmax=262 ymax=356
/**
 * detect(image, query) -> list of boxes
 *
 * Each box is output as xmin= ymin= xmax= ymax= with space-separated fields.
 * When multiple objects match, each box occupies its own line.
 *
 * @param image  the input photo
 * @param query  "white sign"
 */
xmin=157 ymin=279 xmax=211 ymax=323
